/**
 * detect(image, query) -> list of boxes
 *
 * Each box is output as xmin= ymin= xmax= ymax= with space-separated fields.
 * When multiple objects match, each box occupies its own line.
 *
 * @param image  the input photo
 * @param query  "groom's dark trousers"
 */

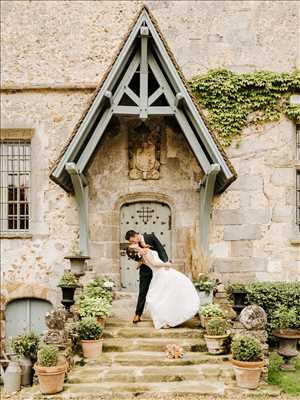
xmin=135 ymin=232 xmax=168 ymax=316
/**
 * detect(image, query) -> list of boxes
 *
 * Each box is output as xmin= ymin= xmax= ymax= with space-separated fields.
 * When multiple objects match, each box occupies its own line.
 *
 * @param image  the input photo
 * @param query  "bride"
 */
xmin=126 ymin=242 xmax=200 ymax=329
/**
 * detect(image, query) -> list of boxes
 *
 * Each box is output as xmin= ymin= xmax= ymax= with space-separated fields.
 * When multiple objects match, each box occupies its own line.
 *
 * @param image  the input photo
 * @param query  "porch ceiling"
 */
xmin=49 ymin=5 xmax=237 ymax=194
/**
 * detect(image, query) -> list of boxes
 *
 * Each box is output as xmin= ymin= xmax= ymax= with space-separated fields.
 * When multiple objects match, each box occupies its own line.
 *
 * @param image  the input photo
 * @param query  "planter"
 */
xmin=204 ymin=334 xmax=230 ymax=355
xmin=199 ymin=315 xmax=213 ymax=329
xmin=64 ymin=255 xmax=90 ymax=277
xmin=60 ymin=285 xmax=78 ymax=314
xmin=19 ymin=356 xmax=33 ymax=386
xmin=231 ymin=358 xmax=264 ymax=389
xmin=97 ymin=318 xmax=107 ymax=328
xmin=272 ymin=329 xmax=300 ymax=371
xmin=197 ymin=290 xmax=213 ymax=306
xmin=81 ymin=338 xmax=104 ymax=359
xmin=231 ymin=291 xmax=247 ymax=316
xmin=34 ymin=359 xmax=67 ymax=395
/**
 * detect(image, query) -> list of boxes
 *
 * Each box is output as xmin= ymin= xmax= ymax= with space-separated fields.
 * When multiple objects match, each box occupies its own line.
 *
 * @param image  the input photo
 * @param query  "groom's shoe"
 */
xmin=132 ymin=314 xmax=141 ymax=324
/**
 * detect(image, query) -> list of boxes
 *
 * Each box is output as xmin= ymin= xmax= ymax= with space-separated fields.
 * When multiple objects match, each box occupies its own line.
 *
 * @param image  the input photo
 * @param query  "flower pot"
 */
xmin=81 ymin=338 xmax=103 ymax=359
xmin=64 ymin=255 xmax=90 ymax=277
xmin=231 ymin=358 xmax=264 ymax=389
xmin=19 ymin=356 xmax=33 ymax=386
xmin=34 ymin=360 xmax=66 ymax=395
xmin=204 ymin=334 xmax=230 ymax=355
xmin=60 ymin=285 xmax=77 ymax=314
xmin=97 ymin=317 xmax=106 ymax=327
xmin=197 ymin=290 xmax=213 ymax=306
xmin=199 ymin=315 xmax=213 ymax=329
xmin=272 ymin=329 xmax=300 ymax=371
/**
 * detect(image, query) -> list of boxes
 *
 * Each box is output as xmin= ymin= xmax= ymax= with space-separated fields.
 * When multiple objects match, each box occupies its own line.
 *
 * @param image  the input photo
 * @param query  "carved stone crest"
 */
xmin=43 ymin=305 xmax=68 ymax=346
xmin=128 ymin=119 xmax=161 ymax=180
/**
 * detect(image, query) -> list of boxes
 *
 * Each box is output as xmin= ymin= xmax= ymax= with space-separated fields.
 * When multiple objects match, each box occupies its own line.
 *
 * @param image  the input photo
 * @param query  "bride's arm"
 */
xmin=143 ymin=250 xmax=172 ymax=268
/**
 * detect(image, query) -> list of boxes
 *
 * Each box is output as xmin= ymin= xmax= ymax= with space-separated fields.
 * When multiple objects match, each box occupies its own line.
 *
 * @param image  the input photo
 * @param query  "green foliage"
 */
xmin=206 ymin=317 xmax=227 ymax=336
xmin=200 ymin=304 xmax=223 ymax=318
xmin=272 ymin=305 xmax=299 ymax=331
xmin=82 ymin=277 xmax=113 ymax=304
xmin=225 ymin=282 xmax=247 ymax=297
xmin=231 ymin=335 xmax=263 ymax=362
xmin=190 ymin=68 xmax=300 ymax=146
xmin=58 ymin=270 xmax=78 ymax=287
xmin=10 ymin=332 xmax=40 ymax=360
xmin=37 ymin=344 xmax=58 ymax=367
xmin=268 ymin=352 xmax=300 ymax=395
xmin=193 ymin=274 xmax=216 ymax=294
xmin=77 ymin=317 xmax=102 ymax=340
xmin=245 ymin=282 xmax=300 ymax=336
xmin=78 ymin=296 xmax=112 ymax=319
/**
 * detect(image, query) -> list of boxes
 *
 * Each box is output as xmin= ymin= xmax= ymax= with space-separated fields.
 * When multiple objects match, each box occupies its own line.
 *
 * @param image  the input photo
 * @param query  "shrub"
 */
xmin=200 ymin=304 xmax=224 ymax=318
xmin=58 ymin=270 xmax=78 ymax=287
xmin=231 ymin=335 xmax=263 ymax=362
xmin=82 ymin=277 xmax=113 ymax=304
xmin=77 ymin=317 xmax=102 ymax=340
xmin=37 ymin=344 xmax=58 ymax=367
xmin=10 ymin=332 xmax=40 ymax=360
xmin=272 ymin=305 xmax=298 ymax=331
xmin=225 ymin=281 xmax=300 ymax=338
xmin=194 ymin=274 xmax=216 ymax=294
xmin=206 ymin=318 xmax=227 ymax=336
xmin=78 ymin=296 xmax=112 ymax=319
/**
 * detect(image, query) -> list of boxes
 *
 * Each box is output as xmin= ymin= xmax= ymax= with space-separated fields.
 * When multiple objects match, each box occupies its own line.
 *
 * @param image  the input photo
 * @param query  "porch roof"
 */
xmin=49 ymin=5 xmax=237 ymax=194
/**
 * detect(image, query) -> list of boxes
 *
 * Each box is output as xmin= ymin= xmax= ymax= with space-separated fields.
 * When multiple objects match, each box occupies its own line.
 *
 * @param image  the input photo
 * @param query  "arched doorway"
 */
xmin=5 ymin=298 xmax=52 ymax=340
xmin=120 ymin=201 xmax=171 ymax=292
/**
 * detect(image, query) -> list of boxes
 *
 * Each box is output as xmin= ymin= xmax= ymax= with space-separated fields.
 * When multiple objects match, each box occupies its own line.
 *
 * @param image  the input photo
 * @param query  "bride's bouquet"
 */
xmin=165 ymin=344 xmax=184 ymax=359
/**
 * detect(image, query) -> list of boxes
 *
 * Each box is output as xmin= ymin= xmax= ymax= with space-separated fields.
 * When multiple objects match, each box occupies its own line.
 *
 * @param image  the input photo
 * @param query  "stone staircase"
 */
xmin=18 ymin=292 xmax=281 ymax=399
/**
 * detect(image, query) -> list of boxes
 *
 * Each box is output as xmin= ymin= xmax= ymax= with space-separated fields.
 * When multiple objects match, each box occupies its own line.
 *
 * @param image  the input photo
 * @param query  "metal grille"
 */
xmin=297 ymin=171 xmax=300 ymax=232
xmin=297 ymin=125 xmax=300 ymax=161
xmin=0 ymin=139 xmax=31 ymax=232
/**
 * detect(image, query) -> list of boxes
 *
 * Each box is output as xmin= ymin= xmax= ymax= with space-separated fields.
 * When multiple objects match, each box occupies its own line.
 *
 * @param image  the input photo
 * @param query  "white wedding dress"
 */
xmin=143 ymin=249 xmax=200 ymax=329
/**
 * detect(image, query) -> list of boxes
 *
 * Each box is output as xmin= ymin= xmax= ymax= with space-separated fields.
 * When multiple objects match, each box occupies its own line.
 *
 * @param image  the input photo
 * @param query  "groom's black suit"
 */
xmin=136 ymin=232 xmax=168 ymax=316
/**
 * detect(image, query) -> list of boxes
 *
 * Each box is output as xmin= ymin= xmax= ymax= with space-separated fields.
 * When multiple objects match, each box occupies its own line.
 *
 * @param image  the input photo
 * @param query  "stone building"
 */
xmin=1 ymin=1 xmax=299 ymax=341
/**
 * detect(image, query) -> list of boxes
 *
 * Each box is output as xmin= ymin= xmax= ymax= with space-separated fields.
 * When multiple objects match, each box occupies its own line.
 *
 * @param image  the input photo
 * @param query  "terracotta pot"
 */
xmin=97 ymin=318 xmax=106 ymax=328
xmin=231 ymin=358 xmax=264 ymax=389
xmin=34 ymin=361 xmax=66 ymax=395
xmin=204 ymin=334 xmax=230 ymax=355
xmin=199 ymin=315 xmax=214 ymax=329
xmin=81 ymin=338 xmax=103 ymax=359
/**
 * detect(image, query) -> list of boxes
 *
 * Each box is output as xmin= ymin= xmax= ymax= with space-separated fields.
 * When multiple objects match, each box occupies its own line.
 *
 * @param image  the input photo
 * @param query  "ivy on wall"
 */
xmin=190 ymin=69 xmax=300 ymax=147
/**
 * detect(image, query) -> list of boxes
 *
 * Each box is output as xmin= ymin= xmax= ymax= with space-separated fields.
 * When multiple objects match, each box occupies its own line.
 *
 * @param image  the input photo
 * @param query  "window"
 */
xmin=296 ymin=125 xmax=300 ymax=232
xmin=0 ymin=139 xmax=31 ymax=233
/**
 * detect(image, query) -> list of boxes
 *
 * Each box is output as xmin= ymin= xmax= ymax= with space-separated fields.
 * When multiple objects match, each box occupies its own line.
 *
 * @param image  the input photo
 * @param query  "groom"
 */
xmin=125 ymin=230 xmax=168 ymax=323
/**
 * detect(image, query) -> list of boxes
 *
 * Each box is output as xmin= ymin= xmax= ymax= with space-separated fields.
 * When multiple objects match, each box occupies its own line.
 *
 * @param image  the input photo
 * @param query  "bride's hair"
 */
xmin=126 ymin=246 xmax=142 ymax=261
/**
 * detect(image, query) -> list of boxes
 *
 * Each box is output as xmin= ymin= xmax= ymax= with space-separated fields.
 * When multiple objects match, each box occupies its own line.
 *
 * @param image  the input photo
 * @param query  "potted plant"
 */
xmin=272 ymin=305 xmax=300 ymax=371
xmin=78 ymin=296 xmax=112 ymax=327
xmin=193 ymin=274 xmax=215 ymax=306
xmin=77 ymin=317 xmax=103 ymax=359
xmin=230 ymin=335 xmax=264 ymax=389
xmin=199 ymin=304 xmax=224 ymax=329
xmin=34 ymin=344 xmax=67 ymax=394
xmin=204 ymin=318 xmax=230 ymax=355
xmin=226 ymin=283 xmax=247 ymax=316
xmin=82 ymin=277 xmax=113 ymax=305
xmin=10 ymin=332 xmax=40 ymax=386
xmin=58 ymin=270 xmax=79 ymax=314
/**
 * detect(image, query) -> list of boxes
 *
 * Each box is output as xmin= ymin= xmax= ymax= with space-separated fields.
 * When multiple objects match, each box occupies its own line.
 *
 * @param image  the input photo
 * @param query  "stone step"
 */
xmin=63 ymin=380 xmax=226 ymax=395
xmin=106 ymin=316 xmax=202 ymax=329
xmin=67 ymin=363 xmax=235 ymax=384
xmin=102 ymin=337 xmax=207 ymax=353
xmin=103 ymin=326 xmax=205 ymax=339
xmin=82 ymin=351 xmax=231 ymax=367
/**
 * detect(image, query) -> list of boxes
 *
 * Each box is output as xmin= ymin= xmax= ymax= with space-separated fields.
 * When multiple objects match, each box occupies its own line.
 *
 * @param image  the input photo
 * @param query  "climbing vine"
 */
xmin=189 ymin=68 xmax=300 ymax=147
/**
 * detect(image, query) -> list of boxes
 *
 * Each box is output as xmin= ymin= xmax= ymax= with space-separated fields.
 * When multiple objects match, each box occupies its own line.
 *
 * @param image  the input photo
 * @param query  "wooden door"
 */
xmin=120 ymin=202 xmax=171 ymax=292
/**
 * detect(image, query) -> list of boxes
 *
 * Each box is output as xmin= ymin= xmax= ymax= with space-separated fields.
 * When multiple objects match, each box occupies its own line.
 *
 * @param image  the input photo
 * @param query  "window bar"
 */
xmin=297 ymin=125 xmax=300 ymax=161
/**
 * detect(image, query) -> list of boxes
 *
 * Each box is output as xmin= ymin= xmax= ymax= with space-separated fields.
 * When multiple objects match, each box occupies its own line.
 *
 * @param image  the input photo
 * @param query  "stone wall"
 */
xmin=1 ymin=0 xmax=299 ymax=341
